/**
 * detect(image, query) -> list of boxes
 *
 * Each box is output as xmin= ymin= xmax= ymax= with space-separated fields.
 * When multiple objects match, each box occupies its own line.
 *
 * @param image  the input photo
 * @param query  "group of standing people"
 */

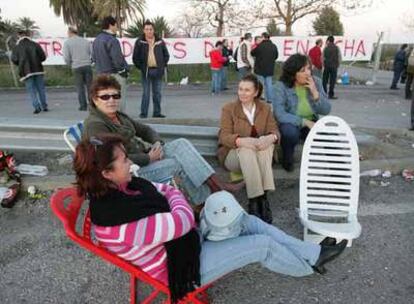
xmin=308 ymin=35 xmax=341 ymax=99
xmin=209 ymin=32 xmax=279 ymax=103
xmin=12 ymin=17 xmax=170 ymax=118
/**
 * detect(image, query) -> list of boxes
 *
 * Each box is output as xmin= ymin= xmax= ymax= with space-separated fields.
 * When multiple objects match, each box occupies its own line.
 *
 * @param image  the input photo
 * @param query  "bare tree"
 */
xmin=256 ymin=0 xmax=376 ymax=35
xmin=175 ymin=8 xmax=209 ymax=38
xmin=188 ymin=0 xmax=259 ymax=36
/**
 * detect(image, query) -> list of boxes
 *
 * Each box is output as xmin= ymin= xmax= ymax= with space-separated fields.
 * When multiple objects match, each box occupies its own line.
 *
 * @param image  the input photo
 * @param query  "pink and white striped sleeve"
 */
xmin=96 ymin=183 xmax=195 ymax=247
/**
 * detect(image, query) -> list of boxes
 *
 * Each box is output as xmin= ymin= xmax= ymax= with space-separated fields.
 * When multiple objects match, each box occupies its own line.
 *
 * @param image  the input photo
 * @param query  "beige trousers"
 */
xmin=224 ymin=145 xmax=275 ymax=198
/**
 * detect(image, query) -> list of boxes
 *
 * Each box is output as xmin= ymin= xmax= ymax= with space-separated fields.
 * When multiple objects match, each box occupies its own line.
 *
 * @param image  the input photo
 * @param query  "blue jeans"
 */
xmin=256 ymin=75 xmax=274 ymax=103
xmin=279 ymin=123 xmax=310 ymax=164
xmin=211 ymin=69 xmax=221 ymax=93
xmin=238 ymin=67 xmax=250 ymax=80
xmin=200 ymin=214 xmax=320 ymax=284
xmin=141 ymin=73 xmax=162 ymax=117
xmin=220 ymin=66 xmax=228 ymax=90
xmin=24 ymin=75 xmax=48 ymax=111
xmin=391 ymin=66 xmax=404 ymax=89
xmin=137 ymin=138 xmax=213 ymax=204
xmin=73 ymin=66 xmax=92 ymax=109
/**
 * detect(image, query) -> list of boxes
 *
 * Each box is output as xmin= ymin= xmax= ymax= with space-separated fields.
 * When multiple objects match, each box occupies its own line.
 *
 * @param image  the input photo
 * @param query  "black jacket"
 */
xmin=323 ymin=43 xmax=341 ymax=69
xmin=251 ymin=40 xmax=278 ymax=76
xmin=222 ymin=46 xmax=232 ymax=67
xmin=132 ymin=36 xmax=170 ymax=78
xmin=11 ymin=37 xmax=46 ymax=81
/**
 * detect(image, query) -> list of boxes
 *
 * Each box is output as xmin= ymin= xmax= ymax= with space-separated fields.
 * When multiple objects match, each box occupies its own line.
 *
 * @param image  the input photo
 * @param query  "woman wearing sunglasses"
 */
xmin=74 ymin=134 xmax=348 ymax=303
xmin=83 ymin=75 xmax=244 ymax=205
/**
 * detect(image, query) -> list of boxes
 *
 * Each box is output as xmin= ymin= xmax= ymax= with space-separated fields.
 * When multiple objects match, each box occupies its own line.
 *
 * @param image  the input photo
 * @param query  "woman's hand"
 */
xmin=256 ymin=135 xmax=275 ymax=150
xmin=305 ymin=76 xmax=320 ymax=101
xmin=148 ymin=145 xmax=163 ymax=162
xmin=237 ymin=137 xmax=258 ymax=150
xmin=303 ymin=119 xmax=315 ymax=129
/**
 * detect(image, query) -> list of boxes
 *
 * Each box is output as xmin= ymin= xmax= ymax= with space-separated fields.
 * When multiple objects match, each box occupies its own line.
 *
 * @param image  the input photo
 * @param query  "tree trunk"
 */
xmin=216 ymin=5 xmax=224 ymax=37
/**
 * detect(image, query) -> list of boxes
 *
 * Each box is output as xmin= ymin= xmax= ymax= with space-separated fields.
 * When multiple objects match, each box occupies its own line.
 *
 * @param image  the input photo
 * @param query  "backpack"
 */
xmin=199 ymin=191 xmax=246 ymax=241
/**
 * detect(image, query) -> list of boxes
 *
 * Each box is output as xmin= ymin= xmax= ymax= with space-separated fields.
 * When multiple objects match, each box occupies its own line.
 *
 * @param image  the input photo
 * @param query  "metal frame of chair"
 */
xmin=63 ymin=122 xmax=84 ymax=152
xmin=299 ymin=116 xmax=362 ymax=247
xmin=50 ymin=187 xmax=212 ymax=304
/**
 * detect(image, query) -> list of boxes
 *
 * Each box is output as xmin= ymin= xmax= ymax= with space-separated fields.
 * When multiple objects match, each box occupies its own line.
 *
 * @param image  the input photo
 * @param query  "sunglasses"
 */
xmin=97 ymin=93 xmax=121 ymax=101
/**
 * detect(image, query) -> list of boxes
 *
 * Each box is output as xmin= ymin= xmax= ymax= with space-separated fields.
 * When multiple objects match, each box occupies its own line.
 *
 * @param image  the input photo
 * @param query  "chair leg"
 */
xmin=130 ymin=275 xmax=136 ymax=304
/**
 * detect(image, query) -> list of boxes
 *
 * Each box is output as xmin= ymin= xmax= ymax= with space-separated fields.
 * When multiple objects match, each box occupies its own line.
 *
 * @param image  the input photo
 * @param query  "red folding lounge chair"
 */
xmin=50 ymin=187 xmax=212 ymax=304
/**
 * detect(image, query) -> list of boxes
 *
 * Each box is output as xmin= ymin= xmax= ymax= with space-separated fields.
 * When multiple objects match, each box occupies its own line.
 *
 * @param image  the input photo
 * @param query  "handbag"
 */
xmin=200 ymin=191 xmax=246 ymax=241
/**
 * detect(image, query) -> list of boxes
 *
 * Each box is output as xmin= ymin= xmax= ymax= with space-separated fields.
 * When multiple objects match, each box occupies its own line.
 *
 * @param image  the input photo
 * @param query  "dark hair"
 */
xmin=215 ymin=40 xmax=223 ymax=47
xmin=262 ymin=32 xmax=270 ymax=39
xmin=244 ymin=32 xmax=252 ymax=40
xmin=401 ymin=44 xmax=408 ymax=50
xmin=143 ymin=20 xmax=154 ymax=28
xmin=239 ymin=74 xmax=263 ymax=99
xmin=74 ymin=134 xmax=126 ymax=198
xmin=89 ymin=75 xmax=121 ymax=108
xmin=316 ymin=38 xmax=323 ymax=45
xmin=17 ymin=29 xmax=30 ymax=36
xmin=279 ymin=53 xmax=309 ymax=88
xmin=101 ymin=16 xmax=117 ymax=30
xmin=327 ymin=35 xmax=334 ymax=43
xmin=68 ymin=26 xmax=78 ymax=34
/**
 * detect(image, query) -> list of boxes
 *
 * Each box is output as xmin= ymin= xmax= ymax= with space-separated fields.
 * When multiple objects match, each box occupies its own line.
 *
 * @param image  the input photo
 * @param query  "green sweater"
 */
xmin=295 ymin=86 xmax=314 ymax=124
xmin=83 ymin=107 xmax=161 ymax=166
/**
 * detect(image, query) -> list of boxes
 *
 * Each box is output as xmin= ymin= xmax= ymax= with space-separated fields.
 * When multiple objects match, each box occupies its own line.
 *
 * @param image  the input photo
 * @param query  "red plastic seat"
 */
xmin=50 ymin=187 xmax=212 ymax=304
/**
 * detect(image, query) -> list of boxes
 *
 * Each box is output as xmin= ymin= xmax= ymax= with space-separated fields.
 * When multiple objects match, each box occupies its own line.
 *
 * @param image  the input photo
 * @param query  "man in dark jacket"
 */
xmin=251 ymin=32 xmax=278 ymax=103
xmin=92 ymin=16 xmax=129 ymax=112
xmin=11 ymin=30 xmax=48 ymax=114
xmin=221 ymin=39 xmax=232 ymax=90
xmin=133 ymin=20 xmax=170 ymax=118
xmin=322 ymin=36 xmax=341 ymax=99
xmin=390 ymin=44 xmax=408 ymax=90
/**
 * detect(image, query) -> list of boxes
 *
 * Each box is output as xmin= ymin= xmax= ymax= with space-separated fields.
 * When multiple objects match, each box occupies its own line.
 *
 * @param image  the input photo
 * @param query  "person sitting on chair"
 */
xmin=73 ymin=134 xmax=348 ymax=303
xmin=218 ymin=74 xmax=280 ymax=224
xmin=82 ymin=75 xmax=244 ymax=205
xmin=273 ymin=53 xmax=331 ymax=172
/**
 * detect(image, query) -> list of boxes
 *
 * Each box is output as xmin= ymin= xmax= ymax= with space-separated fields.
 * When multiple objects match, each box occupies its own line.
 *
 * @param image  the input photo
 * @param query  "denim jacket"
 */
xmin=272 ymin=77 xmax=331 ymax=127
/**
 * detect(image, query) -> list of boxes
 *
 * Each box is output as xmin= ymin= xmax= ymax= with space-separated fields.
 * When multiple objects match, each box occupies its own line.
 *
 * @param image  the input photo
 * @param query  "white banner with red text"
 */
xmin=35 ymin=36 xmax=373 ymax=65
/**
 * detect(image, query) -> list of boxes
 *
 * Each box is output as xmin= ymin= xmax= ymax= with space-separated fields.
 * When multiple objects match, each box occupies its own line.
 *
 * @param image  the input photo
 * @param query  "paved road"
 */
xmin=0 ymin=176 xmax=413 ymax=304
xmin=0 ymin=80 xmax=412 ymax=131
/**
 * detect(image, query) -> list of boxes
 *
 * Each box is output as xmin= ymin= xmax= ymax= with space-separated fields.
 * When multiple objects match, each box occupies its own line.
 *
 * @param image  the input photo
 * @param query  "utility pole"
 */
xmin=371 ymin=32 xmax=384 ymax=85
xmin=5 ymin=36 xmax=19 ymax=88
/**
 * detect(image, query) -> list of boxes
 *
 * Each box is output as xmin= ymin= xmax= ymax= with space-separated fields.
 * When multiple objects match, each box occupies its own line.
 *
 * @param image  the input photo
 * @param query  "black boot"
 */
xmin=313 ymin=240 xmax=348 ymax=272
xmin=248 ymin=197 xmax=262 ymax=218
xmin=319 ymin=237 xmax=336 ymax=246
xmin=260 ymin=194 xmax=273 ymax=224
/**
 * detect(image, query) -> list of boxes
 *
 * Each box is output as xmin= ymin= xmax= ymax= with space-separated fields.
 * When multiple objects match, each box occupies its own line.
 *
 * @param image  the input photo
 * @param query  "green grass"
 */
xmin=0 ymin=62 xmax=283 ymax=88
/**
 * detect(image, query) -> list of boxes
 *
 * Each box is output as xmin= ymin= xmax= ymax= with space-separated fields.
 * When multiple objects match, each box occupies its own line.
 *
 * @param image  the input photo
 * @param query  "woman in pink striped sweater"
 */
xmin=74 ymin=134 xmax=348 ymax=303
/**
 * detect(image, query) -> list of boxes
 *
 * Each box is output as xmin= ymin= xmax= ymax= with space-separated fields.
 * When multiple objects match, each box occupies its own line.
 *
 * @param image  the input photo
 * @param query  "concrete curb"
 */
xmin=21 ymin=156 xmax=414 ymax=192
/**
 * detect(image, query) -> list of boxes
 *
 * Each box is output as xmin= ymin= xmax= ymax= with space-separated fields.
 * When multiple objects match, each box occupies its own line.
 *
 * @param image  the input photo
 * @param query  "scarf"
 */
xmin=89 ymin=107 xmax=153 ymax=153
xmin=89 ymin=177 xmax=201 ymax=303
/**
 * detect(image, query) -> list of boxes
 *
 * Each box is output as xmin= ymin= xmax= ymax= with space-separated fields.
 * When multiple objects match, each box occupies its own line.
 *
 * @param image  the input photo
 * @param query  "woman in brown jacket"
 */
xmin=218 ymin=74 xmax=280 ymax=223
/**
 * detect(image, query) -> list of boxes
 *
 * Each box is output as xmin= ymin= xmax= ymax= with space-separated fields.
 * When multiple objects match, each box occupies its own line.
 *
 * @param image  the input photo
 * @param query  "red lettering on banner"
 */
xmin=283 ymin=39 xmax=294 ymax=56
xmin=344 ymin=39 xmax=355 ymax=57
xmin=173 ymin=42 xmax=187 ymax=59
xmin=37 ymin=41 xmax=50 ymax=57
xmin=204 ymin=41 xmax=214 ymax=58
xmin=122 ymin=40 xmax=132 ymax=57
xmin=52 ymin=41 xmax=62 ymax=56
xmin=297 ymin=39 xmax=310 ymax=54
xmin=355 ymin=40 xmax=366 ymax=56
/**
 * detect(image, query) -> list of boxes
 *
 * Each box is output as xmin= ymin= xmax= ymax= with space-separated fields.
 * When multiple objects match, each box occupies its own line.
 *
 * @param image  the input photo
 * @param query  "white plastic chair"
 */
xmin=299 ymin=116 xmax=361 ymax=247
xmin=63 ymin=122 xmax=84 ymax=152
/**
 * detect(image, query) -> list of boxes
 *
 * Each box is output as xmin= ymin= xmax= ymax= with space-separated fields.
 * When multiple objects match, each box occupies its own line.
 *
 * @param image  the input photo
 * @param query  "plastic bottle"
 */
xmin=341 ymin=71 xmax=350 ymax=85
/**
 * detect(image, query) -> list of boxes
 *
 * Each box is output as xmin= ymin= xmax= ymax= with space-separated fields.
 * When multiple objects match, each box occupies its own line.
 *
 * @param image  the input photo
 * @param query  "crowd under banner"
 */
xmin=35 ymin=36 xmax=373 ymax=65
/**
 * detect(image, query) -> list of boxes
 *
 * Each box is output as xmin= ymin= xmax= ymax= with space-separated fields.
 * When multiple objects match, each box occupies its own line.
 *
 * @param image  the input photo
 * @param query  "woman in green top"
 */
xmin=273 ymin=53 xmax=331 ymax=172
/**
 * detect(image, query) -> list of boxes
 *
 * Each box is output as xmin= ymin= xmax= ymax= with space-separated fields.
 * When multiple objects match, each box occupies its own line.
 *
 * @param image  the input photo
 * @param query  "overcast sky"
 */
xmin=1 ymin=0 xmax=413 ymax=43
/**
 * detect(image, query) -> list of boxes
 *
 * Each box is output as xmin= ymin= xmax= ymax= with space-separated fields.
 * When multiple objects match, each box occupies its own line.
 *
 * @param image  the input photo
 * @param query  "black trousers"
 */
xmin=405 ymin=72 xmax=413 ymax=99
xmin=322 ymin=67 xmax=337 ymax=97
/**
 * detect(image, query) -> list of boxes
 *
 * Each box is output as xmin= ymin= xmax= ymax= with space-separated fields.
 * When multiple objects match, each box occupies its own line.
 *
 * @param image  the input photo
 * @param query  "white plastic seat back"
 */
xmin=299 ymin=116 xmax=361 ymax=246
xmin=63 ymin=122 xmax=84 ymax=152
